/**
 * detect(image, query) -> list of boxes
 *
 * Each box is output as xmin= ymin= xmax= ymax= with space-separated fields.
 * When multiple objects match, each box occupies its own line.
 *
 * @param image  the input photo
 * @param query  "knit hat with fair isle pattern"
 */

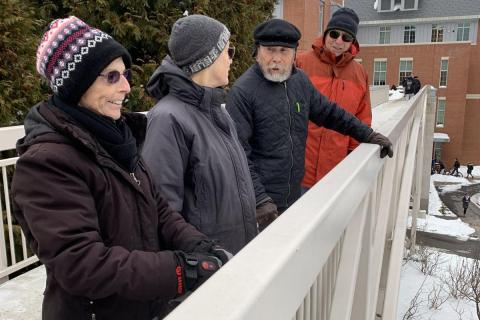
xmin=36 ymin=16 xmax=131 ymax=104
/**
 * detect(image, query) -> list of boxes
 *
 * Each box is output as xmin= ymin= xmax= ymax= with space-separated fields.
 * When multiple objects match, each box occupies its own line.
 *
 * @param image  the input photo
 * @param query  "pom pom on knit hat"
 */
xmin=36 ymin=16 xmax=132 ymax=104
xmin=168 ymin=14 xmax=230 ymax=75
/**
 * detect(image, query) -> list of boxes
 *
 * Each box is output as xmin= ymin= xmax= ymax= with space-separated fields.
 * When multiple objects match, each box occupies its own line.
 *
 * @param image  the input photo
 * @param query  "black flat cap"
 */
xmin=253 ymin=19 xmax=301 ymax=48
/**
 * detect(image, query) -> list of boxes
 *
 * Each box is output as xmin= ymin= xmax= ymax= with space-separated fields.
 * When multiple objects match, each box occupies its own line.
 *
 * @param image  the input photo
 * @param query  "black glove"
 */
xmin=366 ymin=131 xmax=394 ymax=158
xmin=191 ymin=239 xmax=233 ymax=265
xmin=174 ymin=251 xmax=222 ymax=295
xmin=256 ymin=199 xmax=278 ymax=231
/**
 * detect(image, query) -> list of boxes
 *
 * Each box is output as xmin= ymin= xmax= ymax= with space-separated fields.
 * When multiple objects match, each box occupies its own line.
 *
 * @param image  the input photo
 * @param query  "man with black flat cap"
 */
xmin=226 ymin=19 xmax=394 ymax=231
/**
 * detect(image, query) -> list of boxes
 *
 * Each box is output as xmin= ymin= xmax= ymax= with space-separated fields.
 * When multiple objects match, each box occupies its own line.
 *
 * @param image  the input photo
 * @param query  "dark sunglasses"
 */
xmin=328 ymin=30 xmax=354 ymax=42
xmin=228 ymin=46 xmax=235 ymax=59
xmin=98 ymin=69 xmax=131 ymax=84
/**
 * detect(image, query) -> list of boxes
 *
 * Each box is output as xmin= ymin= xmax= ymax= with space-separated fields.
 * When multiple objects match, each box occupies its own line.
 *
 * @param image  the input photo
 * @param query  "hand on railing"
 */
xmin=366 ymin=131 xmax=394 ymax=158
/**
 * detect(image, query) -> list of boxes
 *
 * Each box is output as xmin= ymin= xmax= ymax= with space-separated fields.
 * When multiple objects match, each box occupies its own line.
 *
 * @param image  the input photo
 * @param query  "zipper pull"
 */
xmin=130 ymin=172 xmax=141 ymax=186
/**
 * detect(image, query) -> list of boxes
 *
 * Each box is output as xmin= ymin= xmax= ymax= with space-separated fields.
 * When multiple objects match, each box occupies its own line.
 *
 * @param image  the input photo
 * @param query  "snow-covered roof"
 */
xmin=344 ymin=0 xmax=480 ymax=23
xmin=433 ymin=132 xmax=450 ymax=143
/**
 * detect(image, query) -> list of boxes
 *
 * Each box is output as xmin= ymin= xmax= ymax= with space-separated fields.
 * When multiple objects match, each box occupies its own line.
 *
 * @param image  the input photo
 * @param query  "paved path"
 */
xmin=436 ymin=182 xmax=480 ymax=237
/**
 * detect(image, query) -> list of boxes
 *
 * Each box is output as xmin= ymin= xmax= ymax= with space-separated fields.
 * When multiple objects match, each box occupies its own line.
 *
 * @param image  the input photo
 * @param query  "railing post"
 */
xmin=420 ymin=86 xmax=437 ymax=211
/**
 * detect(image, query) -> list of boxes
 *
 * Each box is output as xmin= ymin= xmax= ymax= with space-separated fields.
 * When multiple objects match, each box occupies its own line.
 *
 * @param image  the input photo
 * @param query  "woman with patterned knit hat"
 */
xmin=12 ymin=16 xmax=231 ymax=320
xmin=142 ymin=15 xmax=258 ymax=252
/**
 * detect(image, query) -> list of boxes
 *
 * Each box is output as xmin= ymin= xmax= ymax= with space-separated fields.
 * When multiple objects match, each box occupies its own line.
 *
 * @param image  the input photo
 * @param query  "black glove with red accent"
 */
xmin=174 ymin=251 xmax=222 ymax=296
xmin=366 ymin=131 xmax=394 ymax=158
xmin=256 ymin=199 xmax=278 ymax=231
xmin=191 ymin=239 xmax=233 ymax=265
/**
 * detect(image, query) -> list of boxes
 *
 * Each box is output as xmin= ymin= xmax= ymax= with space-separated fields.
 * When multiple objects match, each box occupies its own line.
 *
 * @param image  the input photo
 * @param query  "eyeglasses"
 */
xmin=228 ymin=46 xmax=235 ymax=60
xmin=98 ymin=69 xmax=131 ymax=84
xmin=328 ymin=30 xmax=354 ymax=43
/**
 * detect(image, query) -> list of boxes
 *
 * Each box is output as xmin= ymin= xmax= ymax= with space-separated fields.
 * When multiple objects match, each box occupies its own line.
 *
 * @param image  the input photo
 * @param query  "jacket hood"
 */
xmin=146 ymin=56 xmax=205 ymax=106
xmin=312 ymin=36 xmax=360 ymax=67
xmin=17 ymin=101 xmax=148 ymax=156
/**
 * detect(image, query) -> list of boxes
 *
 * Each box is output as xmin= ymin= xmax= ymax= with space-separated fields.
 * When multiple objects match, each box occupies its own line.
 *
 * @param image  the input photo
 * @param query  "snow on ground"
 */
xmin=398 ymin=166 xmax=480 ymax=319
xmin=397 ymin=252 xmax=477 ymax=320
xmin=407 ymin=167 xmax=478 ymax=239
xmin=389 ymin=89 xmax=404 ymax=101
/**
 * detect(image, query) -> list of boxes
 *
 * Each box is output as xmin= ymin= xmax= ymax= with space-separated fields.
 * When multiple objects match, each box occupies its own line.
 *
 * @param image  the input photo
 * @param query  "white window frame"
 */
xmin=379 ymin=26 xmax=391 ymax=44
xmin=436 ymin=97 xmax=446 ymax=127
xmin=373 ymin=58 xmax=387 ymax=86
xmin=379 ymin=0 xmax=394 ymax=12
xmin=439 ymin=57 xmax=449 ymax=88
xmin=402 ymin=0 xmax=418 ymax=10
xmin=457 ymin=22 xmax=470 ymax=41
xmin=399 ymin=58 xmax=413 ymax=85
xmin=431 ymin=24 xmax=444 ymax=42
xmin=404 ymin=25 xmax=416 ymax=43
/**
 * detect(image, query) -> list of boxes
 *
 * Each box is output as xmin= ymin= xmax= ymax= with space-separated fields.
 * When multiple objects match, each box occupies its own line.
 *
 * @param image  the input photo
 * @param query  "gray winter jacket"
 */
xmin=143 ymin=56 xmax=257 ymax=254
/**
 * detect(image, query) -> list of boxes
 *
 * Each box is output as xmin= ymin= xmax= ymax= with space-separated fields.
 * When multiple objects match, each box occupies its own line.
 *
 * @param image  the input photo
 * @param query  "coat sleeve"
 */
xmin=306 ymin=76 xmax=373 ymax=143
xmin=348 ymin=73 xmax=372 ymax=151
xmin=142 ymin=109 xmax=189 ymax=212
xmin=226 ymin=86 xmax=269 ymax=205
xmin=12 ymin=147 xmax=180 ymax=301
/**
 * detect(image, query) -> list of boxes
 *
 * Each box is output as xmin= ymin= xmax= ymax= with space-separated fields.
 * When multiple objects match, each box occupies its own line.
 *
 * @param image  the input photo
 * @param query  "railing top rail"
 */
xmin=165 ymin=88 xmax=432 ymax=320
xmin=0 ymin=125 xmax=25 ymax=152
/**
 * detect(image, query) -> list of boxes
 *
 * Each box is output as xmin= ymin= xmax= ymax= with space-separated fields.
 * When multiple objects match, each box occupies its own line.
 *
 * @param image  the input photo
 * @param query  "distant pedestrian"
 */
xmin=451 ymin=158 xmax=460 ymax=176
xmin=462 ymin=194 xmax=470 ymax=215
xmin=467 ymin=163 xmax=474 ymax=178
xmin=402 ymin=75 xmax=415 ymax=100
xmin=412 ymin=76 xmax=421 ymax=94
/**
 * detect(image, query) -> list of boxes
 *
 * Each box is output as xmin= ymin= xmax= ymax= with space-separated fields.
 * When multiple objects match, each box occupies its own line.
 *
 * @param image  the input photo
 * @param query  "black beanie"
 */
xmin=36 ymin=16 xmax=132 ymax=104
xmin=325 ymin=8 xmax=360 ymax=38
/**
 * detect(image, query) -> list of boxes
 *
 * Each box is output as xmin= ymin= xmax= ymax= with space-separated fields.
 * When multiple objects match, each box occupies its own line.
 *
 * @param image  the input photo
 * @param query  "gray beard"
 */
xmin=259 ymin=63 xmax=292 ymax=83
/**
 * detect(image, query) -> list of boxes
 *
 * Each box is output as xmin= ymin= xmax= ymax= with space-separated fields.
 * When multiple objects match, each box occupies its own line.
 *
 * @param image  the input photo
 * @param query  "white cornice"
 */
xmin=360 ymin=15 xmax=480 ymax=26
xmin=361 ymin=41 xmax=472 ymax=47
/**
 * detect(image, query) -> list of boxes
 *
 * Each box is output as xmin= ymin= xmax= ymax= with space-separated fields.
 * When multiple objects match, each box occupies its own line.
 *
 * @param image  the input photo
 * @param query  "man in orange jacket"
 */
xmin=296 ymin=7 xmax=372 ymax=191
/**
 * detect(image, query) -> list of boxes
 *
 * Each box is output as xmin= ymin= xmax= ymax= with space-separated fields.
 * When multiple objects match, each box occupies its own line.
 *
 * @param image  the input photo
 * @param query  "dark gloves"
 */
xmin=174 ymin=251 xmax=222 ymax=296
xmin=366 ymin=131 xmax=394 ymax=158
xmin=191 ymin=239 xmax=233 ymax=265
xmin=256 ymin=199 xmax=278 ymax=231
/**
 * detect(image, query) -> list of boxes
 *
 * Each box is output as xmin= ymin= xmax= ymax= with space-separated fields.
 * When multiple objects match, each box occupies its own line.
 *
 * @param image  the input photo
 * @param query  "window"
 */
xmin=402 ymin=0 xmax=418 ymax=10
xmin=436 ymin=98 xmax=446 ymax=127
xmin=457 ymin=22 xmax=470 ymax=41
xmin=373 ymin=59 xmax=387 ymax=85
xmin=404 ymin=26 xmax=416 ymax=43
xmin=380 ymin=0 xmax=393 ymax=11
xmin=434 ymin=143 xmax=442 ymax=161
xmin=379 ymin=26 xmax=391 ymax=44
xmin=439 ymin=58 xmax=448 ymax=87
xmin=399 ymin=59 xmax=413 ymax=84
xmin=431 ymin=24 xmax=444 ymax=42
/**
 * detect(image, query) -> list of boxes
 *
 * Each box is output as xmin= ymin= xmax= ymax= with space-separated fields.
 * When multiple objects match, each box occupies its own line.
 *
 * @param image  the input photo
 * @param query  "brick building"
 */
xmin=274 ymin=0 xmax=480 ymax=167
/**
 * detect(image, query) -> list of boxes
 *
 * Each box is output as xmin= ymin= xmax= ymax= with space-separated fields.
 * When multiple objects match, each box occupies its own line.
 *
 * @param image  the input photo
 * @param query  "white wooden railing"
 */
xmin=0 ymin=125 xmax=39 ymax=284
xmin=165 ymin=86 xmax=436 ymax=320
xmin=0 ymin=86 xmax=436 ymax=319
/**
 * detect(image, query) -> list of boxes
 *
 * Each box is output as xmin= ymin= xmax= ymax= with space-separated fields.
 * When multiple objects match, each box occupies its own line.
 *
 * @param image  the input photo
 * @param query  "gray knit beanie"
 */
xmin=168 ymin=15 xmax=230 ymax=75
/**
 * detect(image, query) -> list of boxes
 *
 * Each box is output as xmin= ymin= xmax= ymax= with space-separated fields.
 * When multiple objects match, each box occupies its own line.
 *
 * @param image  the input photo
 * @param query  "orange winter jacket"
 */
xmin=296 ymin=36 xmax=372 ymax=188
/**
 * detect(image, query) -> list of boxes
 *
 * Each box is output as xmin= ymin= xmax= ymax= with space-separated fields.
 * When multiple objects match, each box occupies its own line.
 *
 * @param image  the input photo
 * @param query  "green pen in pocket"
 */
xmin=295 ymin=102 xmax=301 ymax=112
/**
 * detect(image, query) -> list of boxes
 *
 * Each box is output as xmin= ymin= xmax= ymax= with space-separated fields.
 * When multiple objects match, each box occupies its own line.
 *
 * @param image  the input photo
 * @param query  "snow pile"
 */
xmin=397 ymin=252 xmax=478 ymax=319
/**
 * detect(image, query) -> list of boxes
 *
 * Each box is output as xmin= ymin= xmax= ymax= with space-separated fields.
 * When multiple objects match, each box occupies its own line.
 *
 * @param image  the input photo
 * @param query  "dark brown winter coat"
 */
xmin=12 ymin=101 xmax=207 ymax=320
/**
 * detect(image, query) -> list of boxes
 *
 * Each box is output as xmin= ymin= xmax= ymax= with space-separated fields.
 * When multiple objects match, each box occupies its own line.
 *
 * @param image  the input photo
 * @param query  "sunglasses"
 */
xmin=228 ymin=46 xmax=235 ymax=60
xmin=328 ymin=30 xmax=354 ymax=42
xmin=98 ymin=69 xmax=131 ymax=84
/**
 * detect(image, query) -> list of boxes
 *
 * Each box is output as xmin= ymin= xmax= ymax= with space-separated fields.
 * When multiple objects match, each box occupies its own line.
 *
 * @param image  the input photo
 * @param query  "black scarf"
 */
xmin=52 ymin=96 xmax=138 ymax=172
